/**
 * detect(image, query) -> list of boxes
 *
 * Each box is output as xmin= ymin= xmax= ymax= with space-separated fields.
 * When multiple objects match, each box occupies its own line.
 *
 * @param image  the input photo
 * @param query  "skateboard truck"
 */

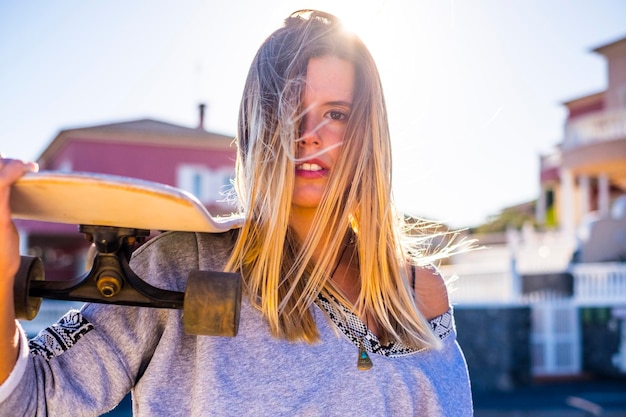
xmin=13 ymin=225 xmax=241 ymax=337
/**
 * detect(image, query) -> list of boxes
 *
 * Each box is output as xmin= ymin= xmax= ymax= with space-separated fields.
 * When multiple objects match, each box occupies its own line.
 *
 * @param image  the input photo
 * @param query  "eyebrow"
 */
xmin=325 ymin=100 xmax=352 ymax=107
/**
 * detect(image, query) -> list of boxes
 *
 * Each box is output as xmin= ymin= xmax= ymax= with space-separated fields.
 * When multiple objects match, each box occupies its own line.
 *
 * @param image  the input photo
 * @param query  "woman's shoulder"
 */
xmin=129 ymin=230 xmax=238 ymax=289
xmin=411 ymin=265 xmax=450 ymax=320
xmin=134 ymin=229 xmax=237 ymax=258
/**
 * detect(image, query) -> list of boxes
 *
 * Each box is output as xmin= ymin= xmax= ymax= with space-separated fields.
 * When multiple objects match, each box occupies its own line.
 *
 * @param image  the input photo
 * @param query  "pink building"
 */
xmin=537 ymin=35 xmax=626 ymax=262
xmin=16 ymin=110 xmax=237 ymax=279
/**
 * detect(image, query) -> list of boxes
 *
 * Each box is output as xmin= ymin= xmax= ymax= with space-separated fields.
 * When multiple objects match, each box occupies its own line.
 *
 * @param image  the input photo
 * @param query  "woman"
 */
xmin=0 ymin=10 xmax=473 ymax=416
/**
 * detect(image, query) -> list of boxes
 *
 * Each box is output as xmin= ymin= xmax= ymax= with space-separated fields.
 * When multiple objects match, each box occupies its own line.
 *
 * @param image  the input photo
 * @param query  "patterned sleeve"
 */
xmin=0 ymin=231 xmax=203 ymax=416
xmin=28 ymin=310 xmax=94 ymax=361
xmin=429 ymin=309 xmax=454 ymax=341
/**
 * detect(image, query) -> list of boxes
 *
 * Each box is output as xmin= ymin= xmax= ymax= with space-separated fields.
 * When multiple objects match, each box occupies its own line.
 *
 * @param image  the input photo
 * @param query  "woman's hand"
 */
xmin=0 ymin=156 xmax=38 ymax=384
xmin=0 ymin=157 xmax=38 ymax=286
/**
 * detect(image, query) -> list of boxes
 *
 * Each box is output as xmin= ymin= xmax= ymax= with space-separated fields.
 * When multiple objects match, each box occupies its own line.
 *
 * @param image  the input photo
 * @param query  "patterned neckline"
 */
xmin=315 ymin=292 xmax=453 ymax=358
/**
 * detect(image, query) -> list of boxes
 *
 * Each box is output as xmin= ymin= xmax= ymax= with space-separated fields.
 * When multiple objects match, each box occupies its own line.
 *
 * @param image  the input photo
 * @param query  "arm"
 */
xmin=0 ymin=158 xmax=38 ymax=384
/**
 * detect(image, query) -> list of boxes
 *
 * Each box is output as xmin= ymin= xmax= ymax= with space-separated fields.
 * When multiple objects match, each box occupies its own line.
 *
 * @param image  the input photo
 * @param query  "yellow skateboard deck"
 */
xmin=10 ymin=171 xmax=243 ymax=336
xmin=10 ymin=171 xmax=244 ymax=233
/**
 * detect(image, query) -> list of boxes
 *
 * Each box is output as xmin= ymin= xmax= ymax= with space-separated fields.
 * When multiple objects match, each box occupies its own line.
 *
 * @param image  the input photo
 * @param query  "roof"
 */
xmin=39 ymin=118 xmax=236 ymax=161
xmin=561 ymin=91 xmax=605 ymax=108
xmin=59 ymin=118 xmax=232 ymax=137
xmin=592 ymin=34 xmax=626 ymax=55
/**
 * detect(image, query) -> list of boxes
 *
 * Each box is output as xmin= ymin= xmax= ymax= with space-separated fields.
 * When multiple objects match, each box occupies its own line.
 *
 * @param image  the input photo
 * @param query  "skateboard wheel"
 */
xmin=14 ymin=256 xmax=45 ymax=320
xmin=183 ymin=270 xmax=242 ymax=337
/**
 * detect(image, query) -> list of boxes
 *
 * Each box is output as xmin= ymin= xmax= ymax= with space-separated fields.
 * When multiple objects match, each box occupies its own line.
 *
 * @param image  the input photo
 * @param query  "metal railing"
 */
xmin=571 ymin=262 xmax=626 ymax=304
xmin=563 ymin=108 xmax=626 ymax=150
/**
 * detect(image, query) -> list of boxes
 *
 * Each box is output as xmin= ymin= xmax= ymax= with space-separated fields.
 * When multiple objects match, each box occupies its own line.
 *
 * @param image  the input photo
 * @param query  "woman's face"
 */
xmin=292 ymin=55 xmax=355 ymax=211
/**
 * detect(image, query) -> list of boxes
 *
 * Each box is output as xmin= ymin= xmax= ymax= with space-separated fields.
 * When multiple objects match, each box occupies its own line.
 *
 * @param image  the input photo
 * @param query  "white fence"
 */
xmin=526 ymin=296 xmax=581 ymax=376
xmin=571 ymin=262 xmax=626 ymax=304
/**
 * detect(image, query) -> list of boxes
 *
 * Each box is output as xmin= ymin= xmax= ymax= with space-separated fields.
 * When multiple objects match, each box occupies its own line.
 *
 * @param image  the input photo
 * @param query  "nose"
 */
xmin=299 ymin=132 xmax=320 ymax=147
xmin=299 ymin=119 xmax=322 ymax=148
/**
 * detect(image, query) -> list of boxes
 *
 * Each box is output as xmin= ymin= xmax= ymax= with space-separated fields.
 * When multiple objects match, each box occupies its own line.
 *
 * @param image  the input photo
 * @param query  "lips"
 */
xmin=295 ymin=159 xmax=328 ymax=178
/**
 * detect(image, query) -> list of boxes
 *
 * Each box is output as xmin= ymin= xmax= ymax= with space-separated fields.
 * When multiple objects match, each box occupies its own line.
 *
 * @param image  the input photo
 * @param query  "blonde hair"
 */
xmin=226 ymin=10 xmax=461 ymax=349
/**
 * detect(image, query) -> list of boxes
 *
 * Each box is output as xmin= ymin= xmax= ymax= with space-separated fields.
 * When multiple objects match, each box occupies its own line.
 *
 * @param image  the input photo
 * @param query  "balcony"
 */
xmin=563 ymin=108 xmax=626 ymax=150
xmin=560 ymin=109 xmax=626 ymax=188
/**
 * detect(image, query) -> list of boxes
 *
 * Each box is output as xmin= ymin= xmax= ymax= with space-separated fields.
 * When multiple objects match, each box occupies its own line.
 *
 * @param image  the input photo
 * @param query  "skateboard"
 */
xmin=10 ymin=171 xmax=246 ymax=337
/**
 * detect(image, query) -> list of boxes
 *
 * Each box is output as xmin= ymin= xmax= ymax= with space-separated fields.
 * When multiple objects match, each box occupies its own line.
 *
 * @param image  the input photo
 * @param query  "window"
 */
xmin=176 ymin=164 xmax=234 ymax=205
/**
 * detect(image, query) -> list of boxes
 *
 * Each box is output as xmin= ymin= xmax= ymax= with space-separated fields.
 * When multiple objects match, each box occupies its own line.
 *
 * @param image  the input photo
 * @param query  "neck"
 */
xmin=329 ymin=236 xmax=360 ymax=303
xmin=289 ymin=206 xmax=323 ymax=259
xmin=289 ymin=207 xmax=314 ymax=239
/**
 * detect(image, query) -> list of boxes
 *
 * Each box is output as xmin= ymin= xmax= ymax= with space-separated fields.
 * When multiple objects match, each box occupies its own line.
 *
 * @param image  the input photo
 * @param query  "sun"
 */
xmin=273 ymin=0 xmax=387 ymax=45
xmin=324 ymin=1 xmax=386 ymax=44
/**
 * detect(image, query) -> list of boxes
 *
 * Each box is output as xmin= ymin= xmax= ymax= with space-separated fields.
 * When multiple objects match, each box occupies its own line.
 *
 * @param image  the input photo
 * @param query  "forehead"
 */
xmin=304 ymin=56 xmax=355 ymax=103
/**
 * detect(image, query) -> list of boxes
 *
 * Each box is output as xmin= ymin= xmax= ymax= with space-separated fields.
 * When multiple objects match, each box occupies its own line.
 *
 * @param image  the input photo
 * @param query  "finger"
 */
xmin=0 ymin=159 xmax=38 ymax=185
xmin=0 ymin=157 xmax=38 ymax=169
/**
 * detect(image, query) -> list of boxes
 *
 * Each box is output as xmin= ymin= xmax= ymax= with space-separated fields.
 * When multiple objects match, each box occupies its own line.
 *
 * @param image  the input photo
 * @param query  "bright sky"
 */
xmin=1 ymin=0 xmax=625 ymax=228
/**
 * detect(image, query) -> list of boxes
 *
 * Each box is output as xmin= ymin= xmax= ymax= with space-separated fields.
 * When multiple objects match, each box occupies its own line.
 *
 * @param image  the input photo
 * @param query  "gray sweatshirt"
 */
xmin=0 ymin=231 xmax=473 ymax=416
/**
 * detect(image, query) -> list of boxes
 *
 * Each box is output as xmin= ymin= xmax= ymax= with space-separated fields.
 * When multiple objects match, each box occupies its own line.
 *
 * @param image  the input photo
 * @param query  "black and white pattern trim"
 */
xmin=29 ymin=310 xmax=94 ymax=361
xmin=316 ymin=292 xmax=453 ymax=358
xmin=429 ymin=309 xmax=453 ymax=340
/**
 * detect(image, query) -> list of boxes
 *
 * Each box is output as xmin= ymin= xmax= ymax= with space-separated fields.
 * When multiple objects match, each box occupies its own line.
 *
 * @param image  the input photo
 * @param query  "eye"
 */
xmin=326 ymin=110 xmax=348 ymax=121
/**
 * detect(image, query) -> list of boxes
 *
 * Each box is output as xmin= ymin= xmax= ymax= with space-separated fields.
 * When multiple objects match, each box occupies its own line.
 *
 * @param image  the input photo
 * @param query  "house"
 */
xmin=445 ymin=35 xmax=626 ymax=389
xmin=536 ymin=36 xmax=626 ymax=259
xmin=15 ymin=106 xmax=237 ymax=281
